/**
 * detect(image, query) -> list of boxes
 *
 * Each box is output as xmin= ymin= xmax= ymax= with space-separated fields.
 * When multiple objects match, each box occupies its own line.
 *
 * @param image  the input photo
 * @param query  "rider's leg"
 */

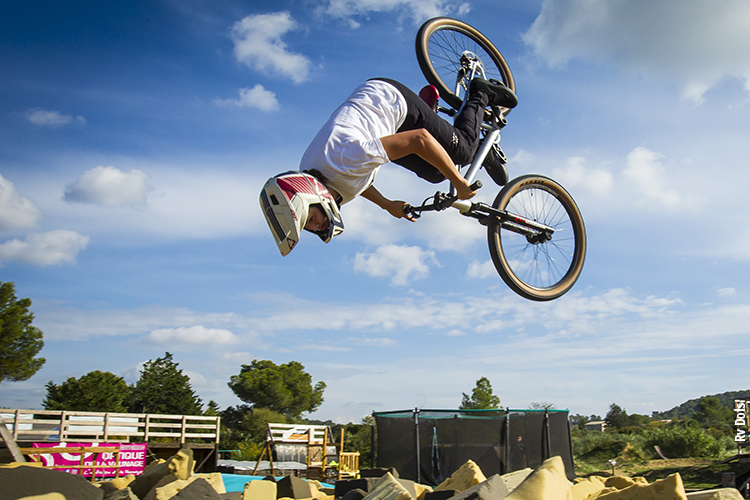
xmin=371 ymin=78 xmax=489 ymax=181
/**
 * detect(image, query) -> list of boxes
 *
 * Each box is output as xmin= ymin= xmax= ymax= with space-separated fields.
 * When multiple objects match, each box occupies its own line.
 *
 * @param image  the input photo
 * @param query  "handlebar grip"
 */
xmin=470 ymin=180 xmax=483 ymax=191
xmin=403 ymin=204 xmax=412 ymax=215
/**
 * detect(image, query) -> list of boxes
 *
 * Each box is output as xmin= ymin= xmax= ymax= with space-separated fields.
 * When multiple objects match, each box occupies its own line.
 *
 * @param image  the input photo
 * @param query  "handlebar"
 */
xmin=403 ymin=180 xmax=483 ymax=217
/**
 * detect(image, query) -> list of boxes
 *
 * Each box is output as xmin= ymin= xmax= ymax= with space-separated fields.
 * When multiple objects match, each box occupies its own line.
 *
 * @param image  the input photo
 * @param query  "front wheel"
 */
xmin=487 ymin=175 xmax=586 ymax=301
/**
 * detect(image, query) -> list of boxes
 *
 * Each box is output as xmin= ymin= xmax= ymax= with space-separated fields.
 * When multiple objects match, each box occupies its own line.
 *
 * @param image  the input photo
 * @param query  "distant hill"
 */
xmin=652 ymin=389 xmax=750 ymax=419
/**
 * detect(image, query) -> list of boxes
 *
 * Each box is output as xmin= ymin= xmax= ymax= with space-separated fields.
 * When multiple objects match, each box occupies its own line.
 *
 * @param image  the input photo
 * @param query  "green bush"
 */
xmin=644 ymin=425 xmax=722 ymax=458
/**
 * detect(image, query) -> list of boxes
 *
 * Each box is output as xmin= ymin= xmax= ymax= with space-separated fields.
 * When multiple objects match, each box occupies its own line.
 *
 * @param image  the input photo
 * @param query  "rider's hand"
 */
xmin=455 ymin=179 xmax=477 ymax=200
xmin=387 ymin=200 xmax=416 ymax=222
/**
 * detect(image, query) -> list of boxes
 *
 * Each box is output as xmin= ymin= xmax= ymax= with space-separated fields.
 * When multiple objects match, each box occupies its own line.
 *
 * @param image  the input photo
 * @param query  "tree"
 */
xmin=0 ymin=282 xmax=45 ymax=383
xmin=459 ymin=377 xmax=500 ymax=409
xmin=529 ymin=402 xmax=556 ymax=410
xmin=129 ymin=352 xmax=203 ymax=415
xmin=605 ymin=403 xmax=629 ymax=430
xmin=204 ymin=400 xmax=221 ymax=416
xmin=693 ymin=396 xmax=733 ymax=431
xmin=43 ymin=371 xmax=130 ymax=412
xmin=227 ymin=360 xmax=326 ymax=419
xmin=218 ymin=405 xmax=288 ymax=461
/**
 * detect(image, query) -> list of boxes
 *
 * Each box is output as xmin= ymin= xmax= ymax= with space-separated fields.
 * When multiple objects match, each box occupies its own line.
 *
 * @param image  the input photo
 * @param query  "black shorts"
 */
xmin=371 ymin=78 xmax=486 ymax=183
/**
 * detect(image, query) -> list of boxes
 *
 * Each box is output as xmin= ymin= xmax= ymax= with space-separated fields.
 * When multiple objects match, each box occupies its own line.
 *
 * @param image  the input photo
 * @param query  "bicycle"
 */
xmin=405 ymin=17 xmax=587 ymax=301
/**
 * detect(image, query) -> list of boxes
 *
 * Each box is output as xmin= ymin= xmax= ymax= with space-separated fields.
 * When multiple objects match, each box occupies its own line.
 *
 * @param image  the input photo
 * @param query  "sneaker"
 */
xmin=482 ymin=143 xmax=508 ymax=186
xmin=469 ymin=78 xmax=518 ymax=109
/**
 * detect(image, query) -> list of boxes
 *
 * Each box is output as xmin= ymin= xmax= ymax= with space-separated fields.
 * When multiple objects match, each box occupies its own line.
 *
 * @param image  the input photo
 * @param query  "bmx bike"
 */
xmin=405 ymin=17 xmax=587 ymax=301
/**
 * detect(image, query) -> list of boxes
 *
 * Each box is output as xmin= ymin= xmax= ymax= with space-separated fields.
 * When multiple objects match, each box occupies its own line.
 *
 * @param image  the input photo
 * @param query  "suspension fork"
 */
xmin=452 ymin=200 xmax=555 ymax=242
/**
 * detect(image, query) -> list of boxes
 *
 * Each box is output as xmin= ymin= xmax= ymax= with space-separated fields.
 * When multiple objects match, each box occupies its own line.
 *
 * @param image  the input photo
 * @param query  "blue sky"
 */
xmin=2 ymin=0 xmax=750 ymax=423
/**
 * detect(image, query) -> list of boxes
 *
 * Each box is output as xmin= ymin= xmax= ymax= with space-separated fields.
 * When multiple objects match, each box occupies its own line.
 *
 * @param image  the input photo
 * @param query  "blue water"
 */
xmin=221 ymin=474 xmax=335 ymax=493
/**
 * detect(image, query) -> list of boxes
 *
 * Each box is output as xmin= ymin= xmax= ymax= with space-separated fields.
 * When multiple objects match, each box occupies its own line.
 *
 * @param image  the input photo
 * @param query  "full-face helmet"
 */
xmin=259 ymin=171 xmax=344 ymax=256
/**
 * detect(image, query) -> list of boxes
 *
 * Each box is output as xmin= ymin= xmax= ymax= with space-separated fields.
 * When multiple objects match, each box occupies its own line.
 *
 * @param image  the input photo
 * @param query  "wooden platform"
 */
xmin=1 ymin=409 xmax=221 ymax=472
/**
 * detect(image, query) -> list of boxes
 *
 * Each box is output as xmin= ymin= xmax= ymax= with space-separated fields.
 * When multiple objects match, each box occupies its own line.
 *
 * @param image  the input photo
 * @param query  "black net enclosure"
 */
xmin=373 ymin=409 xmax=574 ymax=485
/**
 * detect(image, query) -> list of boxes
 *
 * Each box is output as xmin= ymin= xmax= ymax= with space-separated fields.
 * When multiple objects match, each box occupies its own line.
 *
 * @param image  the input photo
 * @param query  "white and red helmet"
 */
xmin=259 ymin=171 xmax=344 ymax=256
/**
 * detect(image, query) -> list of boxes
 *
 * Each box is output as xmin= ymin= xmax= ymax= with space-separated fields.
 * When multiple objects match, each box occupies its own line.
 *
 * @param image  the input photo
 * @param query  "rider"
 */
xmin=260 ymin=77 xmax=517 ymax=255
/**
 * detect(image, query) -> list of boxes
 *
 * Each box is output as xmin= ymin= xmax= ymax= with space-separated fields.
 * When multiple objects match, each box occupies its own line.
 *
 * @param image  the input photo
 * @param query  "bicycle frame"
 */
xmin=406 ymin=105 xmax=555 ymax=243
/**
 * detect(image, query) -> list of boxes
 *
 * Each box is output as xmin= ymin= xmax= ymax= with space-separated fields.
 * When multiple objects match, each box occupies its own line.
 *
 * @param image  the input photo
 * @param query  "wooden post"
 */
xmin=13 ymin=409 xmax=20 ymax=440
xmin=180 ymin=416 xmax=187 ymax=446
xmin=60 ymin=411 xmax=68 ymax=441
xmin=0 ymin=423 xmax=26 ymax=462
xmin=104 ymin=413 xmax=110 ymax=441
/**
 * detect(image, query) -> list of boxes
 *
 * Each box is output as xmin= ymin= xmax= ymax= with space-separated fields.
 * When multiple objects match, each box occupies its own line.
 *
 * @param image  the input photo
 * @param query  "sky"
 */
xmin=1 ymin=0 xmax=750 ymax=424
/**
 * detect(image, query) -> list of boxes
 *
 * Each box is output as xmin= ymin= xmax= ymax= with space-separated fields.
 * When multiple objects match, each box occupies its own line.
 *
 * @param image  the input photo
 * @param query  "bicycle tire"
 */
xmin=416 ymin=17 xmax=515 ymax=111
xmin=487 ymin=175 xmax=586 ymax=301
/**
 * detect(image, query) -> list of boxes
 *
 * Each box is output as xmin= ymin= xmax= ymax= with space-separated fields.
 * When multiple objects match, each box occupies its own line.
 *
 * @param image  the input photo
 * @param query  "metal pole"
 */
xmin=371 ymin=412 xmax=376 ymax=468
xmin=505 ymin=411 xmax=510 ymax=472
xmin=544 ymin=409 xmax=551 ymax=460
xmin=414 ymin=408 xmax=421 ymax=483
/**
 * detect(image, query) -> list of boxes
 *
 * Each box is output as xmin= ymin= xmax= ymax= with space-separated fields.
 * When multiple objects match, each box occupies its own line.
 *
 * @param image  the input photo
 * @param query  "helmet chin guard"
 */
xmin=260 ymin=171 xmax=344 ymax=256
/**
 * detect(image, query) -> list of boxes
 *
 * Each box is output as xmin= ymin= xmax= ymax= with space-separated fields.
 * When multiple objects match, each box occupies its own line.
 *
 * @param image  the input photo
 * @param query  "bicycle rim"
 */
xmin=416 ymin=17 xmax=514 ymax=111
xmin=488 ymin=175 xmax=586 ymax=301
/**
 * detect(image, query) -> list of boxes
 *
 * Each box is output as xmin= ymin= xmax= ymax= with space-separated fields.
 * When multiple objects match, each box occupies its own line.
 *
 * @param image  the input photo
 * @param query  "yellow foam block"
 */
xmin=605 ymin=477 xmax=639 ymax=490
xmin=364 ymin=472 xmax=414 ymax=500
xmin=108 ymin=474 xmax=136 ymax=489
xmin=597 ymin=473 xmax=687 ymax=500
xmin=196 ymin=473 xmax=226 ymax=493
xmin=0 ymin=462 xmax=44 ymax=468
xmin=570 ymin=476 xmax=606 ymax=500
xmin=155 ymin=473 xmax=226 ymax=499
xmin=503 ymin=456 xmax=572 ymax=500
xmin=167 ymin=449 xmax=194 ymax=480
xmin=501 ymin=468 xmax=533 ymax=493
xmin=434 ymin=460 xmax=487 ymax=492
xmin=686 ymin=488 xmax=744 ymax=500
xmin=244 ymin=479 xmax=278 ymax=500
xmin=17 ymin=494 xmax=66 ymax=500
xmin=414 ymin=482 xmax=433 ymax=500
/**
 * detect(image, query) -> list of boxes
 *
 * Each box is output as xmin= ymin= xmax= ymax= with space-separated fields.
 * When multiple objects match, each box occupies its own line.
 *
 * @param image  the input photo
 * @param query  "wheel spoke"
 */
xmin=488 ymin=176 xmax=586 ymax=300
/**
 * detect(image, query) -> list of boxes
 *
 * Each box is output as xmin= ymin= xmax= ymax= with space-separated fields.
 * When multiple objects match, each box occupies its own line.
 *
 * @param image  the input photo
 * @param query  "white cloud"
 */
xmin=718 ymin=287 xmax=737 ymax=297
xmin=215 ymin=85 xmax=279 ymax=111
xmin=64 ymin=166 xmax=153 ymax=208
xmin=467 ymin=259 xmax=496 ymax=279
xmin=623 ymin=147 xmax=681 ymax=209
xmin=523 ymin=0 xmax=750 ymax=103
xmin=25 ymin=108 xmax=85 ymax=127
xmin=143 ymin=325 xmax=239 ymax=345
xmin=551 ymin=156 xmax=613 ymax=197
xmin=223 ymin=351 xmax=254 ymax=364
xmin=184 ymin=370 xmax=208 ymax=387
xmin=0 ymin=230 xmax=89 ymax=266
xmin=230 ymin=12 xmax=311 ymax=84
xmin=348 ymin=336 xmax=396 ymax=347
xmin=354 ymin=244 xmax=438 ymax=285
xmin=321 ymin=0 xmax=470 ymax=25
xmin=0 ymin=174 xmax=42 ymax=231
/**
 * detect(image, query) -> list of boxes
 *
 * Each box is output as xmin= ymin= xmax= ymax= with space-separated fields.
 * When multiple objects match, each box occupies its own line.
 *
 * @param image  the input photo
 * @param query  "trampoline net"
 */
xmin=374 ymin=409 xmax=574 ymax=485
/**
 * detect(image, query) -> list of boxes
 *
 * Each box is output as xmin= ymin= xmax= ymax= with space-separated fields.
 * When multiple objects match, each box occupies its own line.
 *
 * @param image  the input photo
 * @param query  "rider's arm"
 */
xmin=360 ymin=185 xmax=415 ymax=221
xmin=380 ymin=129 xmax=475 ymax=200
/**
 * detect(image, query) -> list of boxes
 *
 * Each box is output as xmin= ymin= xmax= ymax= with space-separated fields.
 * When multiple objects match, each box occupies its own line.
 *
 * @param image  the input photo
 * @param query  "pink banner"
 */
xmin=32 ymin=442 xmax=148 ymax=477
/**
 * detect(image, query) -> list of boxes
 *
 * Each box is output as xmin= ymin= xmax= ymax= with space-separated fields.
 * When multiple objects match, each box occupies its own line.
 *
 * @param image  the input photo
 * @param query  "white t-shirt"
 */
xmin=299 ymin=80 xmax=407 ymax=204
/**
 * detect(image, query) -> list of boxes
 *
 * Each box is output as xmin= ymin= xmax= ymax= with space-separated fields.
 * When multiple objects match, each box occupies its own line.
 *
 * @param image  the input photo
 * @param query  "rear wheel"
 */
xmin=416 ymin=17 xmax=515 ymax=111
xmin=487 ymin=175 xmax=586 ymax=301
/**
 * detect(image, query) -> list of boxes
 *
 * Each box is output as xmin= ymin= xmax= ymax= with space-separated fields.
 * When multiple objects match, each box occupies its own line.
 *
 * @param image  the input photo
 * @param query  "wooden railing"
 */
xmin=1 ymin=409 xmax=220 ymax=444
